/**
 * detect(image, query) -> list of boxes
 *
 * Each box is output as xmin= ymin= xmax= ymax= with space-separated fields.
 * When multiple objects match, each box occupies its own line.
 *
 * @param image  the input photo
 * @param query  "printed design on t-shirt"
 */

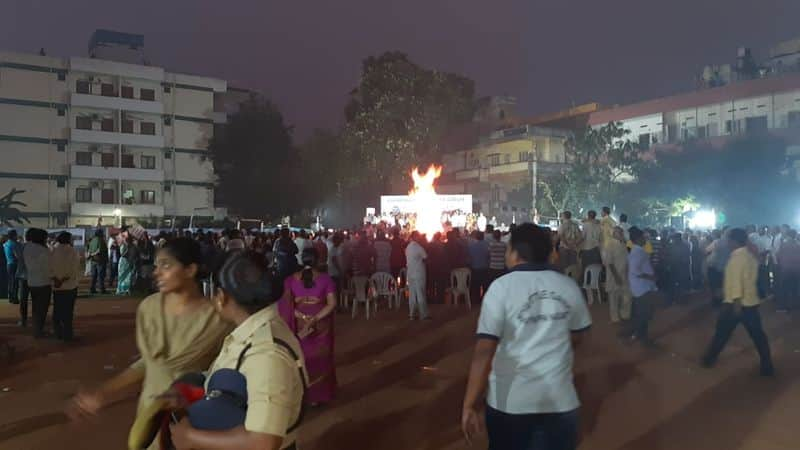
xmin=516 ymin=290 xmax=571 ymax=325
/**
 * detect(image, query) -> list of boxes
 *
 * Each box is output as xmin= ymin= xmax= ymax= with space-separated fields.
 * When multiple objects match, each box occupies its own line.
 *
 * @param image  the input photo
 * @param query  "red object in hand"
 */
xmin=173 ymin=382 xmax=205 ymax=404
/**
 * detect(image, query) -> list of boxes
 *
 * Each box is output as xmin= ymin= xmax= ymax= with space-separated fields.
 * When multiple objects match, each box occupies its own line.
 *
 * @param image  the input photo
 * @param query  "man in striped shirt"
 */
xmin=488 ymin=230 xmax=507 ymax=284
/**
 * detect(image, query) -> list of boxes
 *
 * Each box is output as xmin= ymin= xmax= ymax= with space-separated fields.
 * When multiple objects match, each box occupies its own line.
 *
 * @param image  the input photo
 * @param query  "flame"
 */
xmin=408 ymin=164 xmax=443 ymax=239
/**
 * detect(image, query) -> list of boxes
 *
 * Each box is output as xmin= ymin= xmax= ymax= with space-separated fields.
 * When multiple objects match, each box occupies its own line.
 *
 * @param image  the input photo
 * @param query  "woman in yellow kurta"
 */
xmin=68 ymin=237 xmax=231 ymax=446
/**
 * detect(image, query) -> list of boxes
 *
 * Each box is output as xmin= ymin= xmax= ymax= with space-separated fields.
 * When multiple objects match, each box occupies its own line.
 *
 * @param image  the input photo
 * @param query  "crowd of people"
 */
xmin=3 ymin=208 xmax=795 ymax=449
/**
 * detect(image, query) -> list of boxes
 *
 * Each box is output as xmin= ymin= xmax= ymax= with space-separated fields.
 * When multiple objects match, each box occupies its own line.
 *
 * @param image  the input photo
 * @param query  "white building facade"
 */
xmin=0 ymin=49 xmax=227 ymax=227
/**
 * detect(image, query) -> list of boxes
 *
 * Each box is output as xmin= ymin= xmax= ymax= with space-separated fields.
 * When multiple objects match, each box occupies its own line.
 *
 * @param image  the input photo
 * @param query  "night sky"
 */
xmin=4 ymin=1 xmax=800 ymax=138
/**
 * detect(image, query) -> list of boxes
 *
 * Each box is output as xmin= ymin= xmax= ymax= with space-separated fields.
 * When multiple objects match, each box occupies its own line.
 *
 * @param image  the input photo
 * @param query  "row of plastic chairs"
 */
xmin=341 ymin=268 xmax=473 ymax=319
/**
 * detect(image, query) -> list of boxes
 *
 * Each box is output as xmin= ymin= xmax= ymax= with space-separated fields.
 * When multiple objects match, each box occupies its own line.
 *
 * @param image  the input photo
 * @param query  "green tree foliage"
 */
xmin=537 ymin=122 xmax=645 ymax=217
xmin=637 ymin=134 xmax=797 ymax=226
xmin=0 ymin=188 xmax=29 ymax=227
xmin=209 ymin=94 xmax=294 ymax=219
xmin=341 ymin=51 xmax=476 ymax=194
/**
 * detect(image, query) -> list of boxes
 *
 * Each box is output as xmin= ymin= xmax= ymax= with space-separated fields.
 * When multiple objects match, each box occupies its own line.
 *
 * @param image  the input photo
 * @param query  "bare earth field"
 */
xmin=0 ymin=292 xmax=799 ymax=450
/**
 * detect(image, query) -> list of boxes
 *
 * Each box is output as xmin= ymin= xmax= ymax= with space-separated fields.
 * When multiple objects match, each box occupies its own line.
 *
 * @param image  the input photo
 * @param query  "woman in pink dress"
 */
xmin=278 ymin=248 xmax=338 ymax=405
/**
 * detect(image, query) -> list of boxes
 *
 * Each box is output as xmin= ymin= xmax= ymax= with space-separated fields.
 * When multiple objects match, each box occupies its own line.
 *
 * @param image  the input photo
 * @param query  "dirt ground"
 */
xmin=0 ymin=292 xmax=799 ymax=450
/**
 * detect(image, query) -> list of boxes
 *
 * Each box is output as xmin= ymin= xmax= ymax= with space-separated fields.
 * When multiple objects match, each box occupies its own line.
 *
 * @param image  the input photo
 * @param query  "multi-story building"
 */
xmin=0 ymin=30 xmax=227 ymax=228
xmin=439 ymin=125 xmax=571 ymax=223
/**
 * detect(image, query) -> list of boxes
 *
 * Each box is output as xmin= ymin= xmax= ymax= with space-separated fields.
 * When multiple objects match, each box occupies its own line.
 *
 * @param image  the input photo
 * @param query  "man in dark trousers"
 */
xmin=702 ymin=228 xmax=774 ymax=376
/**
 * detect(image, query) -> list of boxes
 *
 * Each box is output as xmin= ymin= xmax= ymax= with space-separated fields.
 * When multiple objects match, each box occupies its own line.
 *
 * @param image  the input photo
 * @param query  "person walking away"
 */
xmin=69 ymin=238 xmax=232 ymax=447
xmin=14 ymin=237 xmax=29 ymax=327
xmin=603 ymin=227 xmax=631 ymax=323
xmin=373 ymin=230 xmax=392 ymax=274
xmin=775 ymin=229 xmax=800 ymax=312
xmin=462 ymin=223 xmax=591 ymax=450
xmin=88 ymin=229 xmax=109 ymax=295
xmin=51 ymin=232 xmax=81 ymax=341
xmin=352 ymin=231 xmax=376 ymax=277
xmin=279 ymin=248 xmax=337 ymax=405
xmin=580 ymin=210 xmax=602 ymax=271
xmin=625 ymin=227 xmax=659 ymax=346
xmin=702 ymin=228 xmax=774 ymax=376
xmin=24 ymin=228 xmax=52 ymax=338
xmin=405 ymin=231 xmax=429 ymax=320
xmin=168 ymin=251 xmax=307 ymax=450
xmin=557 ymin=211 xmax=582 ymax=275
xmin=274 ymin=228 xmax=300 ymax=282
xmin=4 ymin=229 xmax=20 ymax=303
xmin=116 ymin=233 xmax=136 ymax=296
xmin=487 ymin=229 xmax=507 ymax=284
xmin=667 ymin=233 xmax=691 ymax=305
xmin=468 ymin=231 xmax=490 ymax=302
xmin=312 ymin=234 xmax=329 ymax=272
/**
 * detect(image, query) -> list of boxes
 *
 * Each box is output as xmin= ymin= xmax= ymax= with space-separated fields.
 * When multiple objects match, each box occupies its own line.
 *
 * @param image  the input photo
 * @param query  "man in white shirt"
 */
xmin=462 ymin=223 xmax=591 ymax=449
xmin=405 ymin=231 xmax=429 ymax=320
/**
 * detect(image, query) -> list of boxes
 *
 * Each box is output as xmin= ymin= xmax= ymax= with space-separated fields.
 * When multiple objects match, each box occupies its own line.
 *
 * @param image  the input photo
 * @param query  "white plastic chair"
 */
xmin=371 ymin=272 xmax=399 ymax=309
xmin=350 ymin=276 xmax=374 ymax=319
xmin=583 ymin=264 xmax=603 ymax=305
xmin=448 ymin=268 xmax=472 ymax=310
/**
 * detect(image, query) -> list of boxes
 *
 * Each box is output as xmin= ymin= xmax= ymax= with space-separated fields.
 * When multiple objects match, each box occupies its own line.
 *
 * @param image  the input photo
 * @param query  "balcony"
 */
xmin=70 ymin=202 xmax=165 ymax=218
xmin=70 ymin=92 xmax=163 ymax=115
xmin=70 ymin=165 xmax=165 ymax=182
xmin=70 ymin=128 xmax=164 ymax=148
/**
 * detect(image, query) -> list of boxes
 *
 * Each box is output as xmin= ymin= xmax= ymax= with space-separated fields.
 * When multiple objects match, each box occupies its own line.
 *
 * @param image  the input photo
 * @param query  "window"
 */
xmin=101 ymin=153 xmax=115 ymax=167
xmin=57 ymin=143 xmax=65 ymax=152
xmin=519 ymin=152 xmax=529 ymax=162
xmin=101 ymin=189 xmax=115 ymax=204
xmin=101 ymin=118 xmax=114 ymax=132
xmin=76 ymin=116 xmax=92 ymax=130
xmin=121 ymin=154 xmax=135 ymax=168
xmin=122 ymin=119 xmax=134 ymax=134
xmin=164 ymin=151 xmax=172 ymax=159
xmin=140 ymin=122 xmax=156 ymax=135
xmin=164 ymin=183 xmax=172 ymax=193
xmin=140 ymin=190 xmax=156 ymax=204
xmin=76 ymin=80 xmax=91 ymax=94
xmin=489 ymin=154 xmax=500 ymax=166
xmin=504 ymin=154 xmax=511 ymax=164
xmin=789 ymin=111 xmax=800 ymax=129
xmin=75 ymin=188 xmax=91 ymax=203
xmin=57 ymin=107 xmax=65 ymax=117
xmin=140 ymin=88 xmax=155 ymax=101
xmin=76 ymin=152 xmax=92 ymax=166
xmin=121 ymin=86 xmax=134 ymax=99
xmin=163 ymin=85 xmax=172 ymax=93
xmin=56 ymin=215 xmax=66 ymax=226
xmin=696 ymin=126 xmax=707 ymax=139
xmin=101 ymin=83 xmax=115 ymax=97
xmin=57 ymin=72 xmax=66 ymax=81
xmin=638 ymin=133 xmax=651 ymax=148
xmin=141 ymin=155 xmax=156 ymax=169
xmin=746 ymin=116 xmax=768 ymax=133
xmin=56 ymin=179 xmax=65 ymax=188
xmin=123 ymin=189 xmax=134 ymax=205
xmin=164 ymin=116 xmax=172 ymax=126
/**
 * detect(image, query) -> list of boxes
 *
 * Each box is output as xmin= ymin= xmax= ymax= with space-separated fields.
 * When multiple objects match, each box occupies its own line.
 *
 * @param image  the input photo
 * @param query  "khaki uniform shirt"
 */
xmin=602 ymin=240 xmax=629 ymax=292
xmin=207 ymin=304 xmax=307 ymax=448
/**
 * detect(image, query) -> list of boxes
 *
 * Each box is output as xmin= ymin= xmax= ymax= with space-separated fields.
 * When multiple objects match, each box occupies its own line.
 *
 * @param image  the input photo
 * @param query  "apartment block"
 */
xmin=0 ymin=34 xmax=227 ymax=227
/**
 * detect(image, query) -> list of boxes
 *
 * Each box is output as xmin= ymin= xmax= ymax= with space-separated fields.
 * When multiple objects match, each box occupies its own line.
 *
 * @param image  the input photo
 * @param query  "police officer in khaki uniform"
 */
xmin=170 ymin=252 xmax=308 ymax=450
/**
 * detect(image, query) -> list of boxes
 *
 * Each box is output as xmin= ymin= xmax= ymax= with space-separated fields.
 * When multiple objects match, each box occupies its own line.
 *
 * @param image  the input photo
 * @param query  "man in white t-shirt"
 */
xmin=405 ymin=231 xmax=429 ymax=320
xmin=462 ymin=223 xmax=591 ymax=449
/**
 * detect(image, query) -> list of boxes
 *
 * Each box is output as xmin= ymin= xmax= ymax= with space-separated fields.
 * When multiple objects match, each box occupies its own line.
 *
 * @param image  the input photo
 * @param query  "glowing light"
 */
xmin=408 ymin=164 xmax=443 ymax=239
xmin=688 ymin=209 xmax=716 ymax=229
xmin=113 ymin=208 xmax=122 ymax=216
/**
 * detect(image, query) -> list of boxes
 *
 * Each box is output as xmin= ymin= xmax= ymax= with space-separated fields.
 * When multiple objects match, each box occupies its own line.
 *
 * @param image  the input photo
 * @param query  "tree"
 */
xmin=341 ymin=51 xmax=476 ymax=197
xmin=0 ymin=189 xmax=29 ymax=227
xmin=637 ymin=134 xmax=797 ymax=226
xmin=536 ymin=122 xmax=645 ymax=217
xmin=209 ymin=94 xmax=294 ymax=219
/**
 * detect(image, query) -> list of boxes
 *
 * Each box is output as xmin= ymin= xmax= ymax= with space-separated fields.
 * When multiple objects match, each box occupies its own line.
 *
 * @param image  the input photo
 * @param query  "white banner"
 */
xmin=380 ymin=195 xmax=473 ymax=215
